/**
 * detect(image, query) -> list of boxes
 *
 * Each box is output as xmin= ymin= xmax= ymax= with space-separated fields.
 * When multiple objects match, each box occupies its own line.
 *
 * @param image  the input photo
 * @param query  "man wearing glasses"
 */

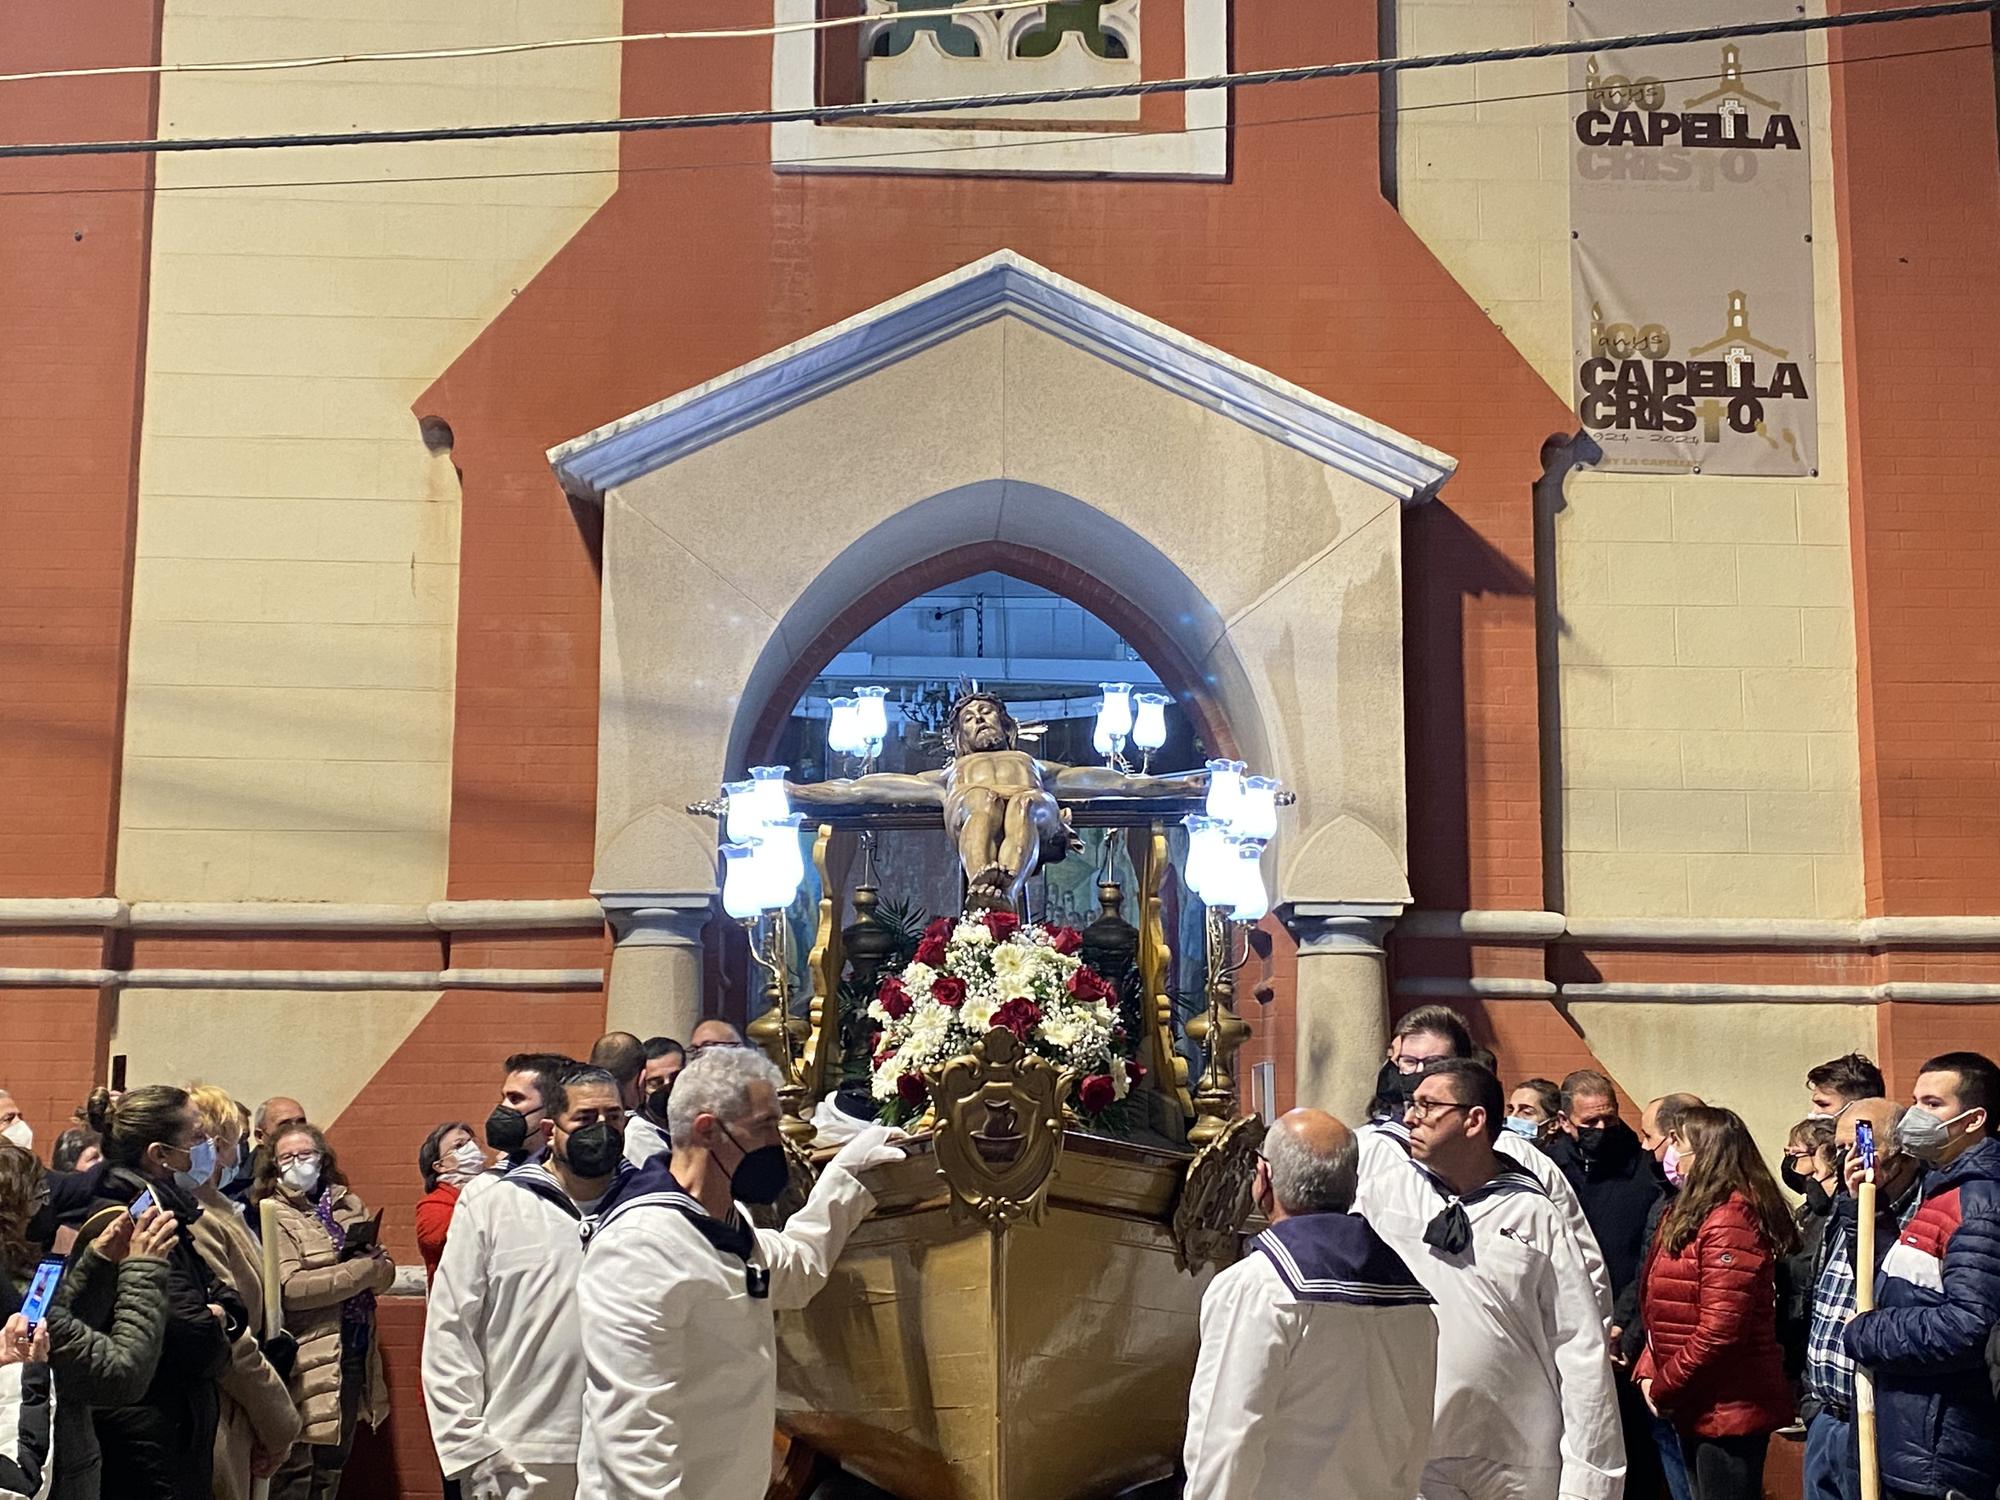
xmin=1355 ymin=1059 xmax=1625 ymax=1500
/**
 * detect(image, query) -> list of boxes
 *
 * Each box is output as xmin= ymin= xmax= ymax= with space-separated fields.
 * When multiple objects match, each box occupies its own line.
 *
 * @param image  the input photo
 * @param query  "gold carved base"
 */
xmin=775 ymin=1132 xmax=1219 ymax=1500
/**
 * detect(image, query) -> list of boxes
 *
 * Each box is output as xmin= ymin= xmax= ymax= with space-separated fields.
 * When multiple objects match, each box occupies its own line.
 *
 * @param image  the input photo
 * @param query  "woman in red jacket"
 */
xmin=413 ymin=1120 xmax=480 ymax=1285
xmin=1636 ymin=1105 xmax=1800 ymax=1500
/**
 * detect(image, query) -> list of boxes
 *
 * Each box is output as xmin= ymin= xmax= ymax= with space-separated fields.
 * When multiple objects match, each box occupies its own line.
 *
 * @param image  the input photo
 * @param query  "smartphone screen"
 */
xmin=128 ymin=1187 xmax=157 ymax=1220
xmin=20 ymin=1258 xmax=63 ymax=1329
xmin=1855 ymin=1119 xmax=1877 ymax=1173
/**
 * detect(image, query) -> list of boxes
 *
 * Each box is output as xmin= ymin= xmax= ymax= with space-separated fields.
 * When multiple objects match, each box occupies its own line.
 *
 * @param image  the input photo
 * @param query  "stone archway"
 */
xmin=550 ymin=250 xmax=1456 ymax=1114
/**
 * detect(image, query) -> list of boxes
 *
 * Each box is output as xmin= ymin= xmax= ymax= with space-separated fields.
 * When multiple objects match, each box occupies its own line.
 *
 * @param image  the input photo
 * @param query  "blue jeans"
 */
xmin=1804 ymin=1409 xmax=1859 ymax=1500
xmin=1654 ymin=1410 xmax=1693 ymax=1500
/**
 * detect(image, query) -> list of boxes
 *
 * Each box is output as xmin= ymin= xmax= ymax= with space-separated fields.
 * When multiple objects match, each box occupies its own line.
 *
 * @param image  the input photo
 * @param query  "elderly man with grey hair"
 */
xmin=1184 ymin=1108 xmax=1438 ymax=1500
xmin=1800 ymin=1097 xmax=1919 ymax=1500
xmin=575 ymin=1044 xmax=904 ymax=1500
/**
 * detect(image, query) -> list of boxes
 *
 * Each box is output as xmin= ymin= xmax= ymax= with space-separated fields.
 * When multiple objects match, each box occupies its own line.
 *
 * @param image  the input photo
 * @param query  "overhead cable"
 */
xmin=2 ymin=0 xmax=1994 ymax=161
xmin=0 ymin=0 xmax=1051 ymax=87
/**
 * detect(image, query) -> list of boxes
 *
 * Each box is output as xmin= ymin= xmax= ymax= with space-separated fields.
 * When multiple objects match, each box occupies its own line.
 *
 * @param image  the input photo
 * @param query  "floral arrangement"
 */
xmin=868 ymin=909 xmax=1145 ymax=1123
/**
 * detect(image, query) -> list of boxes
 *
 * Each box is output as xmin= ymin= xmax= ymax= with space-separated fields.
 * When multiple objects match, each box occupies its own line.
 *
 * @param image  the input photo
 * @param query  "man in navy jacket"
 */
xmin=1844 ymin=1051 xmax=2000 ymax=1500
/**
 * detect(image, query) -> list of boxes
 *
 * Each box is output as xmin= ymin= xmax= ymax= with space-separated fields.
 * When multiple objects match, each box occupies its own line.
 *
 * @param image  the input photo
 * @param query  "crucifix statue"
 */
xmin=789 ymin=690 xmax=1207 ymax=913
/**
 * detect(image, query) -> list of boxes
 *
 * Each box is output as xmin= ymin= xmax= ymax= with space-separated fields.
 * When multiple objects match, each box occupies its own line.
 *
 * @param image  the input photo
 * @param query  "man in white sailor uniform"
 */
xmin=425 ymin=1062 xmax=633 ymax=1500
xmin=1357 ymin=1059 xmax=1625 ymax=1500
xmin=1183 ymin=1107 xmax=1437 ymax=1500
xmin=575 ymin=1045 xmax=905 ymax=1500
xmin=460 ymin=1051 xmax=573 ymax=1210
xmin=1368 ymin=1011 xmax=1613 ymax=1322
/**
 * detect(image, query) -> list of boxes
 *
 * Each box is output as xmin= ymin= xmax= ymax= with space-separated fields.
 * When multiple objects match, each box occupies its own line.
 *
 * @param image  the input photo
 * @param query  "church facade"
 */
xmin=4 ymin=0 xmax=1998 ymax=1487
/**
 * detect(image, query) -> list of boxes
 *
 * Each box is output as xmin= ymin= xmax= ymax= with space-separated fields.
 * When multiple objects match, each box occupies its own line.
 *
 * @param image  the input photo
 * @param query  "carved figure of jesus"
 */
xmin=789 ymin=692 xmax=1206 ymax=912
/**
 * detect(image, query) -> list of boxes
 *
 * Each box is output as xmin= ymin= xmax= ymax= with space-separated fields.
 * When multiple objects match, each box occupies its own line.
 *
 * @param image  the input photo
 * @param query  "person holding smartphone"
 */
xmin=249 ymin=1124 xmax=393 ymax=1500
xmin=3 ymin=1130 xmax=178 ymax=1500
xmin=74 ymin=1087 xmax=241 ymax=1500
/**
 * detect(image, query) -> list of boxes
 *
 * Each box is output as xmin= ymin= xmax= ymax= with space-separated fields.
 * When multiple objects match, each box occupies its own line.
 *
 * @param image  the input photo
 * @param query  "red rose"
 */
xmin=897 ymin=1073 xmax=929 ymax=1108
xmin=1044 ymin=924 xmax=1083 ymax=955
xmin=878 ymin=977 xmax=911 ymax=1020
xmin=1126 ymin=1062 xmax=1147 ymax=1085
xmin=923 ymin=916 xmax=955 ymax=943
xmin=983 ymin=909 xmax=1021 ymax=942
xmin=1078 ymin=1074 xmax=1117 ymax=1114
xmin=1067 ymin=967 xmax=1113 ymax=1003
xmin=931 ymin=974 xmax=968 ymax=1008
xmin=992 ymin=996 xmax=1041 ymax=1039
xmin=914 ymin=935 xmax=948 ymax=967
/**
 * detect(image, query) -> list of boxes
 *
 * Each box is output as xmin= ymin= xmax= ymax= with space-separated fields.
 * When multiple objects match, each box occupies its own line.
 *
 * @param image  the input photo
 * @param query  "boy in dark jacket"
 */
xmin=1844 ymin=1051 xmax=2000 ymax=1500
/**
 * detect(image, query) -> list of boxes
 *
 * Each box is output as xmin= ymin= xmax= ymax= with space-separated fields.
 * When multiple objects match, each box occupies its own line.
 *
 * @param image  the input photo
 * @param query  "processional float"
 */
xmin=695 ymin=686 xmax=1286 ymax=1500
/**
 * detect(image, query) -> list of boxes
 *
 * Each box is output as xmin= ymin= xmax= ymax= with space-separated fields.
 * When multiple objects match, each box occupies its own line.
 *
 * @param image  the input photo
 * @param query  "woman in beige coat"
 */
xmin=184 ymin=1085 xmax=302 ymax=1500
xmin=250 ymin=1125 xmax=392 ymax=1500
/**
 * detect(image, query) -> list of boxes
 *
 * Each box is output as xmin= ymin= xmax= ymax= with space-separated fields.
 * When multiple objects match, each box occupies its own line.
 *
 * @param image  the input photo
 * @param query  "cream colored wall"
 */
xmin=1572 ymin=1000 xmax=1877 ymax=1174
xmin=118 ymin=0 xmax=622 ymax=902
xmin=111 ymin=987 xmax=435 ymax=1128
xmin=1396 ymin=1 xmax=1864 ymax=921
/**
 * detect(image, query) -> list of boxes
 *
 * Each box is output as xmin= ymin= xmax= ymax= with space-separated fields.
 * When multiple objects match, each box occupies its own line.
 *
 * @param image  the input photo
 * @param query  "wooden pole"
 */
xmin=1855 ymin=1169 xmax=1880 ymax=1500
xmin=253 ymin=1197 xmax=284 ymax=1500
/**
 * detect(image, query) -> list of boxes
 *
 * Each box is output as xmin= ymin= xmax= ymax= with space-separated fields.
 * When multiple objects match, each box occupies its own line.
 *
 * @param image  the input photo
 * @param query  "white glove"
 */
xmin=829 ymin=1122 xmax=907 ymax=1176
xmin=462 ymin=1450 xmax=527 ymax=1500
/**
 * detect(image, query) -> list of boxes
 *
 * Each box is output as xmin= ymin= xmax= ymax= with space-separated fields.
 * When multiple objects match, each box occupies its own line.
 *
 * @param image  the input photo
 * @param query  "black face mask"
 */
xmin=1781 ymin=1157 xmax=1813 ymax=1195
xmin=484 ymin=1104 xmax=539 ymax=1158
xmin=642 ymin=1086 xmax=673 ymax=1129
xmin=1575 ymin=1120 xmax=1634 ymax=1161
xmin=561 ymin=1122 xmax=624 ymax=1179
xmin=1800 ymin=1177 xmax=1833 ymax=1215
xmin=717 ymin=1123 xmax=789 ymax=1206
xmin=1374 ymin=1059 xmax=1422 ymax=1116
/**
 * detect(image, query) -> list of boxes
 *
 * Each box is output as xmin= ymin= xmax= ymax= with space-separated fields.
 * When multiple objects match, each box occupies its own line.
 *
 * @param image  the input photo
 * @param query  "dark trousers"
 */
xmin=1803 ymin=1409 xmax=1859 ymax=1500
xmin=1686 ymin=1433 xmax=1769 ymax=1500
xmin=1617 ymin=1369 xmax=1673 ymax=1500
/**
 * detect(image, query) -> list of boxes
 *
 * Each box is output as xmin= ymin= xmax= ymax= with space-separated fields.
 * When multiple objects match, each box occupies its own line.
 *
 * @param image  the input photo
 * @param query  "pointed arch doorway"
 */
xmin=550 ymin=251 xmax=1456 ymax=1117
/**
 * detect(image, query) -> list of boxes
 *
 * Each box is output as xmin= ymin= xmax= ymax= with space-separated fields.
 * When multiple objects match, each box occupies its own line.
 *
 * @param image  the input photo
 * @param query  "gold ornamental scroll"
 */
xmin=1568 ymin=0 xmax=1816 ymax=475
xmin=1137 ymin=823 xmax=1194 ymax=1122
xmin=802 ymin=823 xmax=843 ymax=1101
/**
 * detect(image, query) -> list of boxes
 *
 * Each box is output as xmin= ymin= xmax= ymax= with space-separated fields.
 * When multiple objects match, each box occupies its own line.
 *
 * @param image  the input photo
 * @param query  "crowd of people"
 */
xmin=0 ymin=1011 xmax=1995 ymax=1500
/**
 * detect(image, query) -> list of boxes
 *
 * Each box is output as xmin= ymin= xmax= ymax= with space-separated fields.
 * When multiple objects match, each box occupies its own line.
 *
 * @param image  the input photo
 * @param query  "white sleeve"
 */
xmin=1498 ymin=1133 xmax=1613 ymax=1325
xmin=1542 ymin=1225 xmax=1627 ymax=1500
xmin=578 ymin=1222 xmax=691 ymax=1496
xmin=421 ymin=1198 xmax=500 ymax=1477
xmin=755 ymin=1165 xmax=874 ymax=1312
xmin=1182 ymin=1261 xmax=1293 ymax=1500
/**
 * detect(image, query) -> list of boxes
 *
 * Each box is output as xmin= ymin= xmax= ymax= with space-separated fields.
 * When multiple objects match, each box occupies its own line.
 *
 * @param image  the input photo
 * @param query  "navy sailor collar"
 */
xmin=589 ymin=1157 xmax=756 ymax=1261
xmin=1253 ymin=1212 xmax=1435 ymax=1306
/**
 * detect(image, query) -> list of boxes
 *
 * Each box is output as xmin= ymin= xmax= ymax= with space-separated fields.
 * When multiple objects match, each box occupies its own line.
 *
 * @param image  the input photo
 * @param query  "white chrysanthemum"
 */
xmin=1038 ymin=1015 xmax=1083 ymax=1048
xmin=901 ymin=961 xmax=935 ymax=992
xmin=962 ymin=997 xmax=999 ymax=1031
xmin=955 ymin=921 xmax=992 ymax=947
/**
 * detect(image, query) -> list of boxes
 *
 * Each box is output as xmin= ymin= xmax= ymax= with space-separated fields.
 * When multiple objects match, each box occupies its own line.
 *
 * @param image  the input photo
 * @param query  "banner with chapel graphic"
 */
xmin=1568 ymin=2 xmax=1817 ymax=475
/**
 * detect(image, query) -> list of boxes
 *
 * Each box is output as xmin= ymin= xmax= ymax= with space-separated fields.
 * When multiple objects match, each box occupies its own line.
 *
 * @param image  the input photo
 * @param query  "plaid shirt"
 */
xmin=1805 ymin=1186 xmax=1921 ymax=1411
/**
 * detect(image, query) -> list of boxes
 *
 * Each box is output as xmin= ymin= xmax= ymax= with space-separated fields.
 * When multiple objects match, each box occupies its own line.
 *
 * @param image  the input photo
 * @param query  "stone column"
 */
xmin=603 ymin=896 xmax=712 ymax=1042
xmin=1281 ymin=904 xmax=1398 ymax=1122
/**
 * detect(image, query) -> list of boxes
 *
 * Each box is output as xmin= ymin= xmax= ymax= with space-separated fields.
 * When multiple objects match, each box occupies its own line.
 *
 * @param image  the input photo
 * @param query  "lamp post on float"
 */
xmin=719 ymin=769 xmax=815 ymax=1145
xmin=1181 ymin=766 xmax=1277 ymax=1146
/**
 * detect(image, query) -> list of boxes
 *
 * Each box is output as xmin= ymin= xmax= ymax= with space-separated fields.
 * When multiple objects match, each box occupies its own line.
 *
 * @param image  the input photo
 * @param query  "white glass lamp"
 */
xmin=752 ymin=813 xmax=808 ymax=911
xmin=855 ymin=686 xmax=890 ymax=755
xmin=1223 ymin=835 xmax=1270 ymax=923
xmin=1097 ymin=682 xmax=1133 ymax=740
xmin=826 ymin=697 xmax=861 ymax=756
xmin=1204 ymin=759 xmax=1246 ymax=826
xmin=720 ymin=840 xmax=765 ymax=921
xmin=722 ymin=780 xmax=761 ymax=844
xmin=1234 ymin=776 xmax=1280 ymax=840
xmin=746 ymin=766 xmax=791 ymax=827
xmin=1181 ymin=814 xmax=1230 ymax=905
xmin=1132 ymin=692 xmax=1170 ymax=753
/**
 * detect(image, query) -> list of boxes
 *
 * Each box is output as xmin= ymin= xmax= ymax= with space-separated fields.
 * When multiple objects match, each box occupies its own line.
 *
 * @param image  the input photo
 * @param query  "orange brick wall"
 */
xmin=0 ymin=2 xmax=157 ymax=901
xmin=1830 ymin=2 xmax=2000 ymax=916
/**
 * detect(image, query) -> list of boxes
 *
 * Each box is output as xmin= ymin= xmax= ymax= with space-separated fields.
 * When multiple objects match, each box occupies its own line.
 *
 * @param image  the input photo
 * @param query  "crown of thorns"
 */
xmin=948 ymin=689 xmax=1013 ymax=725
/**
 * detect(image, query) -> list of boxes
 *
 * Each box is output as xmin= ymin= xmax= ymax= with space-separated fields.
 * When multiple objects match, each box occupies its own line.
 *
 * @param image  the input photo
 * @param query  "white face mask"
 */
xmin=280 ymin=1155 xmax=322 ymax=1196
xmin=441 ymin=1140 xmax=485 ymax=1185
xmin=0 ymin=1118 xmax=30 ymax=1153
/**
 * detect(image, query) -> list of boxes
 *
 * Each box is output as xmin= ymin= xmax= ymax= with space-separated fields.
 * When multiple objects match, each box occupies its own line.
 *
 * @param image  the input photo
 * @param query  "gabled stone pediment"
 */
xmin=549 ymin=249 xmax=1455 ymax=507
